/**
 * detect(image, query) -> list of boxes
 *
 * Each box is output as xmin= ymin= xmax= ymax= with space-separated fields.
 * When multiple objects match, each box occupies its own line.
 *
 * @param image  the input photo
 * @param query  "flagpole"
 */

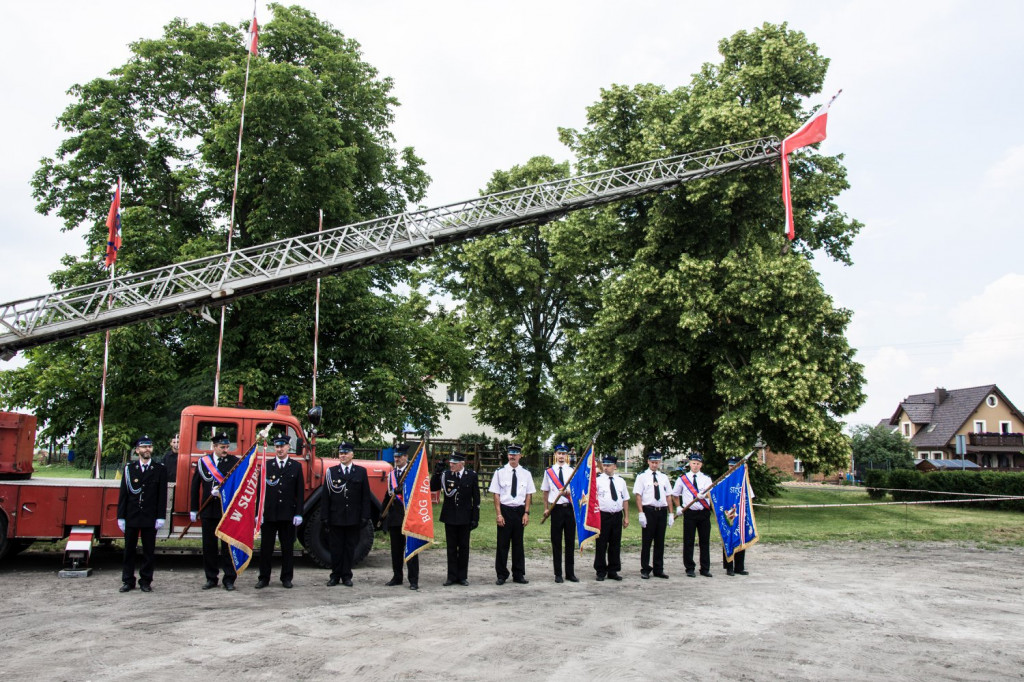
xmin=214 ymin=9 xmax=259 ymax=406
xmin=312 ymin=209 xmax=323 ymax=407
xmin=541 ymin=430 xmax=599 ymax=524
xmin=677 ymin=451 xmax=754 ymax=515
xmin=94 ymin=176 xmax=121 ymax=479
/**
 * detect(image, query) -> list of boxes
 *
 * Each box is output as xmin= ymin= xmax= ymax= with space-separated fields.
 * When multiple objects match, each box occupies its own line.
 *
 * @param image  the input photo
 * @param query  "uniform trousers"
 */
xmin=389 ymin=526 xmax=420 ymax=583
xmin=723 ymin=548 xmax=746 ymax=572
xmin=201 ymin=518 xmax=237 ymax=584
xmin=495 ymin=505 xmax=527 ymax=580
xmin=594 ymin=511 xmax=623 ymax=576
xmin=640 ymin=505 xmax=668 ymax=574
xmin=122 ymin=526 xmax=157 ymax=586
xmin=259 ymin=520 xmax=296 ymax=583
xmin=328 ymin=523 xmax=362 ymax=581
xmin=683 ymin=507 xmax=712 ymax=572
xmin=444 ymin=523 xmax=471 ymax=581
xmin=549 ymin=504 xmax=576 ymax=577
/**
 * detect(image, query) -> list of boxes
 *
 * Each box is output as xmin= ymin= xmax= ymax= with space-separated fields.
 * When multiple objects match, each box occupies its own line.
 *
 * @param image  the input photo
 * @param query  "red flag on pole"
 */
xmin=104 ymin=178 xmax=122 ymax=268
xmin=781 ymin=90 xmax=841 ymax=240
xmin=249 ymin=15 xmax=259 ymax=55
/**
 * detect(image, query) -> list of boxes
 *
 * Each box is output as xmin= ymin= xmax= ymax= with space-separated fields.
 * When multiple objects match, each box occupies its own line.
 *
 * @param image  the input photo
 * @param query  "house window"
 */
xmin=445 ymin=388 xmax=466 ymax=403
xmin=793 ymin=459 xmax=803 ymax=473
xmin=1000 ymin=421 xmax=1012 ymax=434
xmin=932 ymin=452 xmax=943 ymax=460
xmin=915 ymin=450 xmax=925 ymax=460
xmin=974 ymin=420 xmax=986 ymax=433
xmin=986 ymin=394 xmax=998 ymax=408
xmin=902 ymin=422 xmax=912 ymax=437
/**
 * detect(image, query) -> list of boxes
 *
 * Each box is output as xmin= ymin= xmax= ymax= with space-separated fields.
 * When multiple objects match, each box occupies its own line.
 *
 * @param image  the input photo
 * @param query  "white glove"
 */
xmin=675 ymin=506 xmax=683 ymax=517
xmin=117 ymin=519 xmax=126 ymax=532
xmin=190 ymin=511 xmax=198 ymax=523
xmin=155 ymin=519 xmax=165 ymax=530
xmin=211 ymin=485 xmax=221 ymax=498
xmin=667 ymin=513 xmax=675 ymax=527
xmin=293 ymin=515 xmax=303 ymax=526
xmin=638 ymin=512 xmax=647 ymax=529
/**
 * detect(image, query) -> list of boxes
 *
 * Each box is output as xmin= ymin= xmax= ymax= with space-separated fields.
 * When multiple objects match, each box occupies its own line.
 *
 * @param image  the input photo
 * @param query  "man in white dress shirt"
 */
xmin=541 ymin=442 xmax=578 ymax=583
xmin=672 ymin=452 xmax=714 ymax=577
xmin=632 ymin=450 xmax=673 ymax=579
xmin=594 ymin=454 xmax=629 ymax=581
xmin=489 ymin=443 xmax=536 ymax=585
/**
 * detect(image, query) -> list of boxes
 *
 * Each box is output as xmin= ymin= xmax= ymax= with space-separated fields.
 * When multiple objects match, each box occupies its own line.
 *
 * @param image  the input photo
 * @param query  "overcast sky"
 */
xmin=2 ymin=1 xmax=1022 ymax=429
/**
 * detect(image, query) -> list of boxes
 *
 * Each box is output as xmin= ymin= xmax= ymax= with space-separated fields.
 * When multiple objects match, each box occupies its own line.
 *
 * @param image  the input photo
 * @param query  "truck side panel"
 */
xmin=12 ymin=485 xmax=66 ymax=538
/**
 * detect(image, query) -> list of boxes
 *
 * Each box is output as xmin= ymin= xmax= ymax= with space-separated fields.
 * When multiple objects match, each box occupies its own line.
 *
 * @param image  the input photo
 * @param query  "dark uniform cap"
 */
xmin=449 ymin=451 xmax=466 ymax=463
xmin=554 ymin=442 xmax=569 ymax=452
xmin=134 ymin=435 xmax=153 ymax=447
xmin=726 ymin=456 xmax=741 ymax=465
xmin=601 ymin=454 xmax=617 ymax=465
xmin=212 ymin=433 xmax=231 ymax=445
xmin=507 ymin=444 xmax=522 ymax=455
xmin=394 ymin=443 xmax=410 ymax=454
xmin=338 ymin=442 xmax=354 ymax=453
xmin=689 ymin=452 xmax=704 ymax=462
xmin=272 ymin=434 xmax=290 ymax=446
xmin=648 ymin=450 xmax=663 ymax=461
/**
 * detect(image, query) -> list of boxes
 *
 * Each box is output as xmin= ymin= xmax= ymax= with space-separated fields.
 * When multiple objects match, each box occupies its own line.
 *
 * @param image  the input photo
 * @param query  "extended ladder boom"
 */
xmin=0 ymin=137 xmax=781 ymax=357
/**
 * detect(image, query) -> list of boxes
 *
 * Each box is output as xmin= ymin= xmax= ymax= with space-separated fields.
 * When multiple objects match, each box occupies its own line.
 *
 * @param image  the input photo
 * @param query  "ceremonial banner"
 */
xmin=216 ymin=443 xmax=261 ymax=574
xmin=402 ymin=440 xmax=434 ymax=561
xmin=781 ymin=90 xmax=841 ymax=240
xmin=564 ymin=443 xmax=601 ymax=552
xmin=708 ymin=462 xmax=758 ymax=562
xmin=104 ymin=178 xmax=122 ymax=268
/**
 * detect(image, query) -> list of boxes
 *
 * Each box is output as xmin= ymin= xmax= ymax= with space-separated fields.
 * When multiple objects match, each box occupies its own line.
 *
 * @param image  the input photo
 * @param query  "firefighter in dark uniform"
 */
xmin=323 ymin=442 xmax=371 ymax=587
xmin=190 ymin=432 xmax=239 ymax=590
xmin=256 ymin=434 xmax=305 ymax=589
xmin=385 ymin=443 xmax=419 ymax=590
xmin=117 ymin=435 xmax=168 ymax=592
xmin=429 ymin=451 xmax=479 ymax=586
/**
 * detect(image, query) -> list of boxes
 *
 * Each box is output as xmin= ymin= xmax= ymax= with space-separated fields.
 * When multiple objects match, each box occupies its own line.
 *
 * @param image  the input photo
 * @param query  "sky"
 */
xmin=2 ymin=0 xmax=1023 ymax=429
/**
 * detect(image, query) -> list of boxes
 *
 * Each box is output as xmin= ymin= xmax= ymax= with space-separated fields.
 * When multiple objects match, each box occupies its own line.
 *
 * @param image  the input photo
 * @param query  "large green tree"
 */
xmin=2 ymin=5 xmax=470 ymax=458
xmin=850 ymin=423 xmax=915 ymax=471
xmin=553 ymin=22 xmax=864 ymax=471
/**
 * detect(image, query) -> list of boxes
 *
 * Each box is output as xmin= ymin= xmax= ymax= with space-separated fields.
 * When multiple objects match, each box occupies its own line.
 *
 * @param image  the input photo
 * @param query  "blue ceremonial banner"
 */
xmin=216 ymin=443 xmax=261 ymax=574
xmin=402 ymin=440 xmax=434 ymax=560
xmin=564 ymin=443 xmax=601 ymax=552
xmin=708 ymin=462 xmax=758 ymax=562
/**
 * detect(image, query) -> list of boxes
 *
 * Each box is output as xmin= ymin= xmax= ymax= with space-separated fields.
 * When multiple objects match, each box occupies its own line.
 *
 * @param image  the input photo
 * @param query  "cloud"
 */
xmin=984 ymin=144 xmax=1024 ymax=190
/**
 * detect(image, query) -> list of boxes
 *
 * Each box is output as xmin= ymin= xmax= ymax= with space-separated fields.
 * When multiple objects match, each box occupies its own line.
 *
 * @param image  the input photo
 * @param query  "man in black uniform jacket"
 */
xmin=323 ymin=442 xmax=371 ymax=587
xmin=429 ymin=451 xmax=479 ymax=586
xmin=385 ymin=443 xmax=419 ymax=590
xmin=117 ymin=435 xmax=168 ymax=593
xmin=256 ymin=434 xmax=305 ymax=589
xmin=190 ymin=432 xmax=240 ymax=591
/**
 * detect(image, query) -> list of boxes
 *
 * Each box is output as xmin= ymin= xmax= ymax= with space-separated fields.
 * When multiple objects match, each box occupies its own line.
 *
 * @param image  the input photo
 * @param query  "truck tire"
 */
xmin=301 ymin=507 xmax=376 ymax=568
xmin=0 ymin=515 xmax=10 ymax=560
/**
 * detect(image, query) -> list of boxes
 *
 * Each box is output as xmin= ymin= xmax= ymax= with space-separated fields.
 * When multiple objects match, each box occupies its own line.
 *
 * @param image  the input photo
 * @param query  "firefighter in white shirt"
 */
xmin=671 ymin=452 xmax=714 ymax=577
xmin=632 ymin=450 xmax=673 ymax=579
xmin=489 ymin=443 xmax=536 ymax=585
xmin=541 ymin=442 xmax=578 ymax=583
xmin=594 ymin=454 xmax=629 ymax=581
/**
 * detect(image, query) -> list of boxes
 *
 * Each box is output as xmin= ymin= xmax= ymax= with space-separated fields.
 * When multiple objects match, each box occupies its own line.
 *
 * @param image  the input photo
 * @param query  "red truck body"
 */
xmin=0 ymin=405 xmax=391 ymax=566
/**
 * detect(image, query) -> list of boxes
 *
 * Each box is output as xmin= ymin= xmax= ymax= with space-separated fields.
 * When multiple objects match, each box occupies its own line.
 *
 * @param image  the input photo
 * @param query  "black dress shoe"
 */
xmin=654 ymin=572 xmax=670 ymax=579
xmin=565 ymin=575 xmax=579 ymax=583
xmin=641 ymin=571 xmax=651 ymax=580
xmin=459 ymin=579 xmax=469 ymax=586
xmin=282 ymin=580 xmax=293 ymax=588
xmin=596 ymin=574 xmax=606 ymax=581
xmin=255 ymin=579 xmax=269 ymax=589
xmin=202 ymin=580 xmax=218 ymax=590
xmin=139 ymin=584 xmax=152 ymax=593
xmin=686 ymin=570 xmax=696 ymax=577
xmin=512 ymin=577 xmax=529 ymax=584
xmin=608 ymin=572 xmax=623 ymax=581
xmin=385 ymin=578 xmax=403 ymax=587
xmin=554 ymin=576 xmax=564 ymax=583
xmin=409 ymin=583 xmax=419 ymax=590
xmin=327 ymin=577 xmax=340 ymax=586
xmin=342 ymin=579 xmax=353 ymax=587
xmin=223 ymin=582 xmax=236 ymax=591
xmin=727 ymin=568 xmax=735 ymax=576
xmin=444 ymin=579 xmax=456 ymax=586
xmin=736 ymin=570 xmax=749 ymax=575
xmin=495 ymin=578 xmax=506 ymax=585
xmin=119 ymin=583 xmax=134 ymax=593
xmin=700 ymin=571 xmax=713 ymax=578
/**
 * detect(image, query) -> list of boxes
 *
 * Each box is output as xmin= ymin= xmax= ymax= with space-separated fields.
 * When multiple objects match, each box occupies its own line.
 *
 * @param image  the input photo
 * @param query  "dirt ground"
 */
xmin=0 ymin=541 xmax=1021 ymax=681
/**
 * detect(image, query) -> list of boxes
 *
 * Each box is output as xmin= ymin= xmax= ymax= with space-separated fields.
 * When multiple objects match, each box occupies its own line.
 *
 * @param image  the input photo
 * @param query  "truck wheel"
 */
xmin=0 ymin=515 xmax=10 ymax=560
xmin=352 ymin=519 xmax=374 ymax=566
xmin=302 ymin=506 xmax=331 ymax=569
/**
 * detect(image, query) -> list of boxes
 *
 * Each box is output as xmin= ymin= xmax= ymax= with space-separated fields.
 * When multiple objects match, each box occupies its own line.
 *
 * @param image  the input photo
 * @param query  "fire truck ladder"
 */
xmin=0 ymin=137 xmax=781 ymax=358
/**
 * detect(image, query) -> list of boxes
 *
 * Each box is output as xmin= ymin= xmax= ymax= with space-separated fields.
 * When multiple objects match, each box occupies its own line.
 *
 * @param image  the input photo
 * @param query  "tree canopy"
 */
xmin=850 ymin=423 xmax=915 ymax=471
xmin=2 ymin=4 xmax=470 ymax=457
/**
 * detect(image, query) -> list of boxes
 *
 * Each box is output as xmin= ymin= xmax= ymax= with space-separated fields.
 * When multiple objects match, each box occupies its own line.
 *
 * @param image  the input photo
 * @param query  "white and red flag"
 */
xmin=103 ymin=177 xmax=121 ymax=268
xmin=249 ymin=14 xmax=259 ymax=55
xmin=781 ymin=90 xmax=841 ymax=240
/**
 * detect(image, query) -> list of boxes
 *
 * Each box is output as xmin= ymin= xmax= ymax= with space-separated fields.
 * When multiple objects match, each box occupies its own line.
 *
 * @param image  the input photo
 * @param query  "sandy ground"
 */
xmin=0 ymin=541 xmax=1022 ymax=681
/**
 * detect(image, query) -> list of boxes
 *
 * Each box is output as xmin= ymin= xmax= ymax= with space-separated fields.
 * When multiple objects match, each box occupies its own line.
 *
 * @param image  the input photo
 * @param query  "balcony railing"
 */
xmin=968 ymin=432 xmax=1024 ymax=447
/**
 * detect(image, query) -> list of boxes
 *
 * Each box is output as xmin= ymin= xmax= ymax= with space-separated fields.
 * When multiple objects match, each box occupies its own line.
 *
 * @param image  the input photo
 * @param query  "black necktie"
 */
xmin=511 ymin=469 xmax=518 ymax=498
xmin=653 ymin=473 xmax=660 ymax=500
xmin=693 ymin=474 xmax=698 ymax=493
xmin=609 ymin=477 xmax=618 ymax=501
xmin=557 ymin=467 xmax=564 ymax=485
